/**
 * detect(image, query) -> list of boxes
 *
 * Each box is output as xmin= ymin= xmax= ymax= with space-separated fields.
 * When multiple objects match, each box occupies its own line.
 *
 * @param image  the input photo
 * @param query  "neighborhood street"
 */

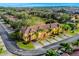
xmin=0 ymin=22 xmax=46 ymax=56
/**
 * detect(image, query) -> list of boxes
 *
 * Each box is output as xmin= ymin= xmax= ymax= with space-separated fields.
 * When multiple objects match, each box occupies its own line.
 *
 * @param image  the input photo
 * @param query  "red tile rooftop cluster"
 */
xmin=21 ymin=23 xmax=59 ymax=35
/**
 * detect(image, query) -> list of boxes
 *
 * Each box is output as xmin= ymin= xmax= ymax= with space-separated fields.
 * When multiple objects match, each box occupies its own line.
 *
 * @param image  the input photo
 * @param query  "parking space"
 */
xmin=40 ymin=40 xmax=50 ymax=46
xmin=48 ymin=38 xmax=57 ymax=43
xmin=32 ymin=41 xmax=43 ymax=49
xmin=32 ymin=33 xmax=71 ymax=49
xmin=55 ymin=36 xmax=63 ymax=41
xmin=59 ymin=34 xmax=69 ymax=39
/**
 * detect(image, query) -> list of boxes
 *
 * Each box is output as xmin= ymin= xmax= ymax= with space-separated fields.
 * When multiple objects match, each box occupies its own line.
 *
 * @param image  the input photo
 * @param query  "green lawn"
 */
xmin=66 ymin=30 xmax=77 ymax=36
xmin=68 ymin=29 xmax=79 ymax=35
xmin=62 ymin=28 xmax=79 ymax=37
xmin=17 ymin=42 xmax=35 ymax=50
xmin=75 ymin=29 xmax=79 ymax=34
xmin=25 ymin=16 xmax=45 ymax=26
xmin=0 ymin=45 xmax=6 ymax=55
xmin=0 ymin=49 xmax=6 ymax=55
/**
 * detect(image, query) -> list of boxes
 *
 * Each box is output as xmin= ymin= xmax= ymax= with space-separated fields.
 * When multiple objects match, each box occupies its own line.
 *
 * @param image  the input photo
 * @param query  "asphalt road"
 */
xmin=0 ymin=22 xmax=46 ymax=56
xmin=0 ymin=22 xmax=79 ymax=56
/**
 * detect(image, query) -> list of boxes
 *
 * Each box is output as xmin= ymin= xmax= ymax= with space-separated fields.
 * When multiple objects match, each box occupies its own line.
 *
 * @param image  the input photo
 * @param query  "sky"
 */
xmin=0 ymin=3 xmax=79 ymax=7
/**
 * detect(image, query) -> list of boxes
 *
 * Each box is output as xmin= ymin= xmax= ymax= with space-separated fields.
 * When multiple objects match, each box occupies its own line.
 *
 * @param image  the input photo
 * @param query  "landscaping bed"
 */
xmin=16 ymin=41 xmax=35 ymax=50
xmin=45 ymin=39 xmax=79 ymax=56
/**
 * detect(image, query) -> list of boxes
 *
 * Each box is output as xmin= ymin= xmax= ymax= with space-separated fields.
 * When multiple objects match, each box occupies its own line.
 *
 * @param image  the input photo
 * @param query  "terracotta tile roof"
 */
xmin=24 ymin=27 xmax=31 ymax=34
xmin=30 ymin=25 xmax=39 ymax=33
xmin=21 ymin=23 xmax=59 ymax=35
xmin=46 ymin=24 xmax=50 ymax=29
xmin=21 ymin=27 xmax=27 ymax=33
xmin=39 ymin=24 xmax=50 ymax=30
xmin=50 ymin=23 xmax=59 ymax=28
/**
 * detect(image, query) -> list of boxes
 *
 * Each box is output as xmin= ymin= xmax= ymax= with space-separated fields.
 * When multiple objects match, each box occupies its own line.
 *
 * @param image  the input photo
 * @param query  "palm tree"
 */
xmin=62 ymin=24 xmax=71 ymax=31
xmin=45 ymin=49 xmax=59 ymax=56
xmin=72 ymin=40 xmax=79 ymax=46
xmin=60 ymin=43 xmax=73 ymax=54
